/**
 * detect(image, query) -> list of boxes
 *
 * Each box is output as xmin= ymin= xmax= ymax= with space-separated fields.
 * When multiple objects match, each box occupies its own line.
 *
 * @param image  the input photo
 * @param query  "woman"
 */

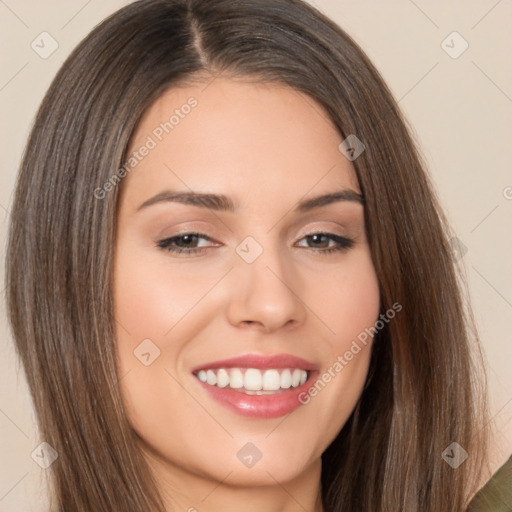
xmin=5 ymin=0 xmax=492 ymax=510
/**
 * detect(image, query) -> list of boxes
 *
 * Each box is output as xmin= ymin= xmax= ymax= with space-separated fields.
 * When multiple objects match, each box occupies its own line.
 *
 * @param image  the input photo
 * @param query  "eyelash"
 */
xmin=156 ymin=232 xmax=354 ymax=255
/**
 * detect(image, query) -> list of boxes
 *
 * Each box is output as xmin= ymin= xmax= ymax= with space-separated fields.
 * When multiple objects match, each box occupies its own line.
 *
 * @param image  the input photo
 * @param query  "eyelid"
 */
xmin=294 ymin=220 xmax=353 ymax=239
xmin=154 ymin=221 xmax=220 ymax=239
xmin=300 ymin=226 xmax=346 ymax=237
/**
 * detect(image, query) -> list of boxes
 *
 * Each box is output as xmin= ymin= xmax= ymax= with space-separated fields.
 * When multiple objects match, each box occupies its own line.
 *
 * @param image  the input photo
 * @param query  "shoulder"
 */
xmin=467 ymin=455 xmax=512 ymax=511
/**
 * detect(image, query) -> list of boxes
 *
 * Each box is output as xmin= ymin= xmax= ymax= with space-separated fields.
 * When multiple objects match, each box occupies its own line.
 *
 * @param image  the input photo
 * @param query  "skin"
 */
xmin=113 ymin=76 xmax=380 ymax=512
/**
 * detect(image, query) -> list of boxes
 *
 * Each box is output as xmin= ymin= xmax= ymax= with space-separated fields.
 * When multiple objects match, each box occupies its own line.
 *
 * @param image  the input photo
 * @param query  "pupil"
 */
xmin=310 ymin=234 xmax=327 ymax=248
xmin=179 ymin=235 xmax=197 ymax=247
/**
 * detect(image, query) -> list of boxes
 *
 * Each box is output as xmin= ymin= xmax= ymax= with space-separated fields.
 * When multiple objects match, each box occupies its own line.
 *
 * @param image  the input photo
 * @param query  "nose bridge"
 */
xmin=226 ymin=233 xmax=306 ymax=331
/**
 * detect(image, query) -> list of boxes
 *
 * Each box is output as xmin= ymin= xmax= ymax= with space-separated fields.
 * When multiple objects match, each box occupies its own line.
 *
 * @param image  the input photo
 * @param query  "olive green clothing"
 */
xmin=468 ymin=455 xmax=512 ymax=511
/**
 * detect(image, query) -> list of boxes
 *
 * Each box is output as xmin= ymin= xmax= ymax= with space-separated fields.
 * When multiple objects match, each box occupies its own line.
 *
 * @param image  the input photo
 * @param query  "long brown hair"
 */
xmin=5 ymin=0 xmax=489 ymax=510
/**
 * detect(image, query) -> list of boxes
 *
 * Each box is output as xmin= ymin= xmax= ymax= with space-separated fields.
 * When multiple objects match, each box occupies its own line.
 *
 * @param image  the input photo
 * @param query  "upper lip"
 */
xmin=191 ymin=353 xmax=319 ymax=373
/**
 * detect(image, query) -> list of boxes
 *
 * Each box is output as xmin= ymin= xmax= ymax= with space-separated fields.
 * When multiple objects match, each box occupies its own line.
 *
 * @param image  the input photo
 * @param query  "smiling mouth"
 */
xmin=193 ymin=367 xmax=309 ymax=395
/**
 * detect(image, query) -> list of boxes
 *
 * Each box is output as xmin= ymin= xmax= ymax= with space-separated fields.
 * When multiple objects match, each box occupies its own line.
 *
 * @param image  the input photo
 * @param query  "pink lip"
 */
xmin=191 ymin=353 xmax=319 ymax=419
xmin=190 ymin=353 xmax=318 ymax=372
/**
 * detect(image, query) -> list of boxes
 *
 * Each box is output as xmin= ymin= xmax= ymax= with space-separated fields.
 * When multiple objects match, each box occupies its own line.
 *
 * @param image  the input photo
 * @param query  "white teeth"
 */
xmin=262 ymin=369 xmax=281 ymax=391
xmin=216 ymin=369 xmax=230 ymax=388
xmin=195 ymin=367 xmax=309 ymax=392
xmin=280 ymin=369 xmax=292 ymax=389
xmin=244 ymin=368 xmax=262 ymax=390
xmin=206 ymin=369 xmax=217 ymax=386
xmin=229 ymin=368 xmax=244 ymax=388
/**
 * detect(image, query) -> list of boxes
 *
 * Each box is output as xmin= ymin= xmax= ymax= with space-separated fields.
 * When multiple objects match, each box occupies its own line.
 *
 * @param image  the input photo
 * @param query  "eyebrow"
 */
xmin=136 ymin=189 xmax=364 ymax=213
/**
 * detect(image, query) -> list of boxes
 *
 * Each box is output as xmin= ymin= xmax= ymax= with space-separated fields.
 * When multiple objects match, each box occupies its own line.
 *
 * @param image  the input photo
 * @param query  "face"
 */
xmin=113 ymin=76 xmax=380 ymax=491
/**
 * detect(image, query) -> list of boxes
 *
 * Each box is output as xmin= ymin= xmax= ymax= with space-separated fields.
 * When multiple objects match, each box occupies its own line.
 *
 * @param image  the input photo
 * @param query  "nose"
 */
xmin=225 ymin=242 xmax=307 ymax=334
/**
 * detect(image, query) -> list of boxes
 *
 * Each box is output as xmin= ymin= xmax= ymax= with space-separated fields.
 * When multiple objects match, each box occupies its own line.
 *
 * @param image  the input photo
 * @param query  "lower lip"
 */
xmin=194 ymin=372 xmax=318 ymax=419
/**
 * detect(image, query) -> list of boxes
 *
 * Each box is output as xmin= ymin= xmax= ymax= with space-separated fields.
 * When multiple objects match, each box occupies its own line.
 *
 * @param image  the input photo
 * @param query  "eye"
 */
xmin=156 ymin=231 xmax=354 ymax=256
xmin=295 ymin=232 xmax=354 ymax=254
xmin=157 ymin=233 xmax=216 ymax=255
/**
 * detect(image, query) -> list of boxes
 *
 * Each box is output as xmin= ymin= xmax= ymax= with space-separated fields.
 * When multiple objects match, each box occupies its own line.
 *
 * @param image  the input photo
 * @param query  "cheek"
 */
xmin=297 ymin=251 xmax=380 ymax=440
xmin=112 ymin=244 xmax=182 ymax=383
xmin=310 ymin=250 xmax=381 ymax=347
xmin=112 ymin=242 xmax=229 ymax=407
xmin=112 ymin=246 xmax=213 ymax=464
xmin=113 ymin=248 xmax=219 ymax=347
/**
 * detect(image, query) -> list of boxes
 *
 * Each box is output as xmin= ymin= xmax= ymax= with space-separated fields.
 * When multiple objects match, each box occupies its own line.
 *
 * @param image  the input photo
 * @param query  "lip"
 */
xmin=190 ymin=353 xmax=318 ymax=373
xmin=191 ymin=353 xmax=319 ymax=419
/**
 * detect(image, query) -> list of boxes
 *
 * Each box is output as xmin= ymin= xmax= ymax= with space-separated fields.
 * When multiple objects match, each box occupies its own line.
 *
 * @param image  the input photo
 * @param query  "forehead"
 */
xmin=120 ymin=76 xmax=360 ymax=210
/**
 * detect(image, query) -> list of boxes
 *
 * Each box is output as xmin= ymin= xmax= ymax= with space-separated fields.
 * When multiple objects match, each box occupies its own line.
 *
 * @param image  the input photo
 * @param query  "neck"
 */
xmin=146 ymin=450 xmax=325 ymax=512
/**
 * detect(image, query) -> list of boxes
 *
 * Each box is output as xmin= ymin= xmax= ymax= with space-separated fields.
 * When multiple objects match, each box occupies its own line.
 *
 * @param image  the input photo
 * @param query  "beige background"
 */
xmin=1 ymin=0 xmax=511 ymax=509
